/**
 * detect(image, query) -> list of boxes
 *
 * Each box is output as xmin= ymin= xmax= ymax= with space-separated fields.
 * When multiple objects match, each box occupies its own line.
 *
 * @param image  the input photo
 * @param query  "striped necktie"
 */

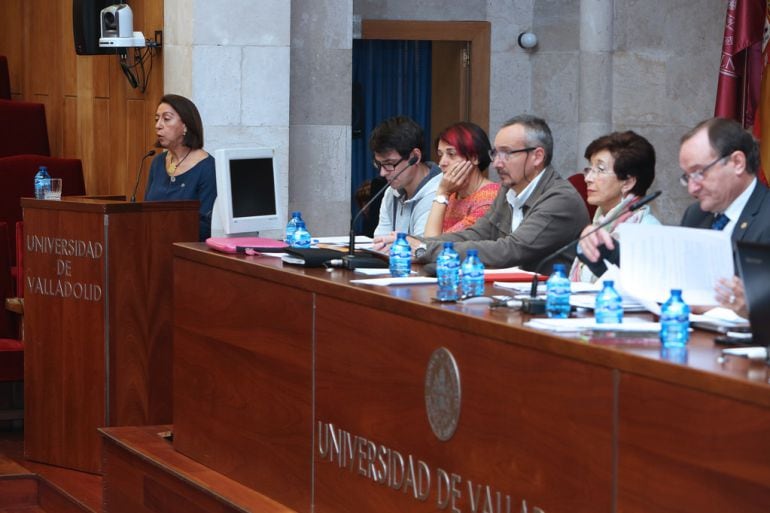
xmin=711 ymin=213 xmax=729 ymax=230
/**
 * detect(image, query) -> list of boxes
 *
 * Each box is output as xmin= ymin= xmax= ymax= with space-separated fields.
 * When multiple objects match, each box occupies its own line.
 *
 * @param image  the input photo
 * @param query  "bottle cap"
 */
xmin=553 ymin=263 xmax=566 ymax=273
xmin=603 ymin=280 xmax=614 ymax=286
xmin=467 ymin=248 xmax=478 ymax=257
xmin=443 ymin=241 xmax=453 ymax=249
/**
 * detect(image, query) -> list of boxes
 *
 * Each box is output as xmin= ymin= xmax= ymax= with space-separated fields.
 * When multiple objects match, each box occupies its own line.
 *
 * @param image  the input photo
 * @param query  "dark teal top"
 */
xmin=145 ymin=152 xmax=217 ymax=241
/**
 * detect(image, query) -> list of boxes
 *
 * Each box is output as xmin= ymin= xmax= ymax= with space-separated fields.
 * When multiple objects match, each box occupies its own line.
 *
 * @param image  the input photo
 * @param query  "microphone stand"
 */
xmin=342 ymin=156 xmax=419 ymax=269
xmin=520 ymin=190 xmax=661 ymax=314
xmin=130 ymin=150 xmax=156 ymax=203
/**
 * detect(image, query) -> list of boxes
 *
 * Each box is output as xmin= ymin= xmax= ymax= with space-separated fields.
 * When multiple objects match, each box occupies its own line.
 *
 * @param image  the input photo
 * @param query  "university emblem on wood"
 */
xmin=424 ymin=347 xmax=461 ymax=441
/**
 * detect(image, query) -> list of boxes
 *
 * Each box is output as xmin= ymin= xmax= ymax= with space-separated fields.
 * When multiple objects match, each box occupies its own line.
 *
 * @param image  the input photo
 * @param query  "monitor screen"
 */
xmin=213 ymin=147 xmax=282 ymax=236
xmin=736 ymin=240 xmax=770 ymax=346
xmin=230 ymin=158 xmax=276 ymax=218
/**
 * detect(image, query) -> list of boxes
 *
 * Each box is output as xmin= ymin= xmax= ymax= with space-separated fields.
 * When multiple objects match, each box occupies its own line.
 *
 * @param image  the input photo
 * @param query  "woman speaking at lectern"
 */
xmin=145 ymin=94 xmax=217 ymax=241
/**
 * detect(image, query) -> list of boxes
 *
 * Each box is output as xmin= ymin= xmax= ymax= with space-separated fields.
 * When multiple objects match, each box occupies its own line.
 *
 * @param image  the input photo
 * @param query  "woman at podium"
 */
xmin=145 ymin=94 xmax=217 ymax=241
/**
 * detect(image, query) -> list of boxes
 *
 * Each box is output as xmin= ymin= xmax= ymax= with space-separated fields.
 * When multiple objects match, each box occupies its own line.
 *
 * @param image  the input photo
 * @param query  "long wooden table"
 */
xmin=170 ymin=242 xmax=770 ymax=513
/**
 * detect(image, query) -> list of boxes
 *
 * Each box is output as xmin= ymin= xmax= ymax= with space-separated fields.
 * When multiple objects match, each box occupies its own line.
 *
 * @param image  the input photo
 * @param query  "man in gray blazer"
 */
xmin=377 ymin=114 xmax=590 ymax=271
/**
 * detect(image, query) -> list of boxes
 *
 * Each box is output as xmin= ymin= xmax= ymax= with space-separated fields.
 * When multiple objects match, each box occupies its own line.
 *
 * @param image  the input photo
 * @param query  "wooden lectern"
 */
xmin=21 ymin=196 xmax=199 ymax=473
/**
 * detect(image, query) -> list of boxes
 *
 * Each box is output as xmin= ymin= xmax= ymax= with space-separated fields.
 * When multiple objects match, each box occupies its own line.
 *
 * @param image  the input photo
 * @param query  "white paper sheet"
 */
xmin=349 ymin=277 xmax=438 ymax=286
xmin=493 ymin=281 xmax=599 ymax=295
xmin=352 ymin=268 xmax=393 ymax=276
xmin=617 ymin=224 xmax=734 ymax=305
xmin=525 ymin=317 xmax=660 ymax=333
xmin=315 ymin=235 xmax=373 ymax=246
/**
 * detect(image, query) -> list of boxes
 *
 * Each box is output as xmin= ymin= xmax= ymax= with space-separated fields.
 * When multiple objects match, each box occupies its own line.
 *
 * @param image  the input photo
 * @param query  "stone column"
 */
xmin=577 ymin=0 xmax=613 ymax=168
xmin=289 ymin=0 xmax=353 ymax=236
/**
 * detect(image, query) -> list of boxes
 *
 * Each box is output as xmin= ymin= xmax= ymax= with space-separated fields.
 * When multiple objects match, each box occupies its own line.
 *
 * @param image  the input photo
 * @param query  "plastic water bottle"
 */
xmin=545 ymin=263 xmax=571 ymax=318
xmin=595 ymin=280 xmax=623 ymax=324
xmin=436 ymin=242 xmax=460 ymax=301
xmin=660 ymin=289 xmax=690 ymax=348
xmin=34 ymin=166 xmax=51 ymax=199
xmin=389 ymin=232 xmax=412 ymax=277
xmin=291 ymin=220 xmax=312 ymax=248
xmin=285 ymin=211 xmax=303 ymax=243
xmin=460 ymin=249 xmax=485 ymax=297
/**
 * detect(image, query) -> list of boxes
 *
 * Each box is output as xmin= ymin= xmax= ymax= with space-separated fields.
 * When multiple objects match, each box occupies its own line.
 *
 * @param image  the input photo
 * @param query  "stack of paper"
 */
xmin=525 ymin=317 xmax=660 ymax=333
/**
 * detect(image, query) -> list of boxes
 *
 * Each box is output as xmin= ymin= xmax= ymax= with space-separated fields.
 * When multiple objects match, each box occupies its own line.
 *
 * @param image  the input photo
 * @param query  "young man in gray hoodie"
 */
xmin=371 ymin=116 xmax=442 ymax=237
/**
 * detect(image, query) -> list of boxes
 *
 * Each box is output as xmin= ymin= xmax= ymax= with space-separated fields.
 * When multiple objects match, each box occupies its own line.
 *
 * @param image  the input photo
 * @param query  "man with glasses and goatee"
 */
xmin=375 ymin=114 xmax=589 ymax=271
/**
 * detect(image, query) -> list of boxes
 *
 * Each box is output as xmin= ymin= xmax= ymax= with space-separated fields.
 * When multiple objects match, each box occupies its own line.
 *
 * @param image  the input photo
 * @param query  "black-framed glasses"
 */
xmin=488 ymin=147 xmax=535 ymax=162
xmin=680 ymin=155 xmax=726 ymax=186
xmin=373 ymin=156 xmax=406 ymax=172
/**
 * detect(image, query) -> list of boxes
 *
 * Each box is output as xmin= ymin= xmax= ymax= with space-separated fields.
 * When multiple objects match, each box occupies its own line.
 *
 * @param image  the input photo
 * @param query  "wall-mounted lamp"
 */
xmin=517 ymin=32 xmax=538 ymax=50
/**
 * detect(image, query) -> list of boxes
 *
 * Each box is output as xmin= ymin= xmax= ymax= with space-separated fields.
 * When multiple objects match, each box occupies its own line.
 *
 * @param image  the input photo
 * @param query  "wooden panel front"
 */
xmin=618 ymin=374 xmax=770 ymax=512
xmin=23 ymin=199 xmax=197 ymax=474
xmin=107 ymin=208 xmax=197 ymax=426
xmin=314 ymin=296 xmax=614 ymax=513
xmin=173 ymin=257 xmax=313 ymax=513
xmin=23 ymin=207 xmax=107 ymax=472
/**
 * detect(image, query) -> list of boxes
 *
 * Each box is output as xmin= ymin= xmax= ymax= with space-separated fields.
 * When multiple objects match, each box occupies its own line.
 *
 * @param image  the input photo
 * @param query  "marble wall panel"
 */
xmin=289 ymin=124 xmax=351 ymax=235
xmin=243 ymin=46 xmax=291 ymax=127
xmin=192 ymin=45 xmax=242 ymax=126
xmin=194 ymin=0 xmax=290 ymax=46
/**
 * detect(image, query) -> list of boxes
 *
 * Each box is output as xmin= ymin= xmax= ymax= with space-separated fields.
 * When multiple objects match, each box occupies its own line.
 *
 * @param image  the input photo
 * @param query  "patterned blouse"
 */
xmin=442 ymin=182 xmax=501 ymax=233
xmin=569 ymin=194 xmax=660 ymax=282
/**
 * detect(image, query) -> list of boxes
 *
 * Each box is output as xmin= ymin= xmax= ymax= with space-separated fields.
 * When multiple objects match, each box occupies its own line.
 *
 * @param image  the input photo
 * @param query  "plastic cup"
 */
xmin=44 ymin=178 xmax=62 ymax=200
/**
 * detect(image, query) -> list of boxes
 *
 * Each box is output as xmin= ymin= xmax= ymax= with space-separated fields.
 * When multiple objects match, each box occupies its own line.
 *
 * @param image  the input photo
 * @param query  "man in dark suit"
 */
xmin=579 ymin=117 xmax=770 ymax=314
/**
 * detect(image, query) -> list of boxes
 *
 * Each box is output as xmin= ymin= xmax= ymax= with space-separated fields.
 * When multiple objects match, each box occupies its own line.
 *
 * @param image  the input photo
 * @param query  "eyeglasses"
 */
xmin=583 ymin=164 xmax=614 ymax=177
xmin=488 ymin=147 xmax=535 ymax=162
xmin=679 ymin=155 xmax=726 ymax=186
xmin=373 ymin=156 xmax=406 ymax=172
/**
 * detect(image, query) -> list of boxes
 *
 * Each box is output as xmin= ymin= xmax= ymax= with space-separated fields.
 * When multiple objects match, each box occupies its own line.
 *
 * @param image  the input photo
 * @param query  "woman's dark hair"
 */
xmin=159 ymin=94 xmax=204 ymax=149
xmin=435 ymin=122 xmax=492 ymax=172
xmin=584 ymin=130 xmax=655 ymax=196
xmin=369 ymin=116 xmax=425 ymax=161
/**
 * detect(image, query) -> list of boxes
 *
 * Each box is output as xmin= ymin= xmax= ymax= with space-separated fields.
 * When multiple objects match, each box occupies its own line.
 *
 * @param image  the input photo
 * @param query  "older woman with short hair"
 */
xmin=570 ymin=130 xmax=659 ymax=282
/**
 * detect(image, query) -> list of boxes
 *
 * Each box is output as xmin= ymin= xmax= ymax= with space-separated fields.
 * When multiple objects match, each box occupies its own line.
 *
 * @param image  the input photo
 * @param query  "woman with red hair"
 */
xmin=423 ymin=122 xmax=500 ymax=236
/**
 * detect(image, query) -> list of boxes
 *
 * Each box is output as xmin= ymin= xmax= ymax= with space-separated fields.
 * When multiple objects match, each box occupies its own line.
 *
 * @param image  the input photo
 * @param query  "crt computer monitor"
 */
xmin=212 ymin=148 xmax=282 ymax=236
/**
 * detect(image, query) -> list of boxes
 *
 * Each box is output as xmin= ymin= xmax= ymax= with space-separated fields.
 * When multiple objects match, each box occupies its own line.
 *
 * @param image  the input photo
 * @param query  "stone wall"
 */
xmin=165 ymin=0 xmax=291 ymax=238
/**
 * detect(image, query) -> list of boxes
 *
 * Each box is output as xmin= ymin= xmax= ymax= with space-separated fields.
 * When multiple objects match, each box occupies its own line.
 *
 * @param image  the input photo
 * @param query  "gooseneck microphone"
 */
xmin=521 ymin=190 xmax=661 ymax=314
xmin=130 ymin=150 xmax=157 ymax=203
xmin=335 ymin=155 xmax=420 ymax=269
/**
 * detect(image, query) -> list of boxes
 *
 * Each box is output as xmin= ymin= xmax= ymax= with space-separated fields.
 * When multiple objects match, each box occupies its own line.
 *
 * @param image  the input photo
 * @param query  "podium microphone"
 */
xmin=520 ymin=190 xmax=661 ymax=314
xmin=335 ymin=155 xmax=420 ymax=269
xmin=130 ymin=150 xmax=157 ymax=203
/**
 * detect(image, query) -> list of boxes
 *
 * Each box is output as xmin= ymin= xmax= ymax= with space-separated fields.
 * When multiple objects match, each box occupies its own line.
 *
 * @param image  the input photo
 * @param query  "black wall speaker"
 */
xmin=73 ymin=0 xmax=116 ymax=55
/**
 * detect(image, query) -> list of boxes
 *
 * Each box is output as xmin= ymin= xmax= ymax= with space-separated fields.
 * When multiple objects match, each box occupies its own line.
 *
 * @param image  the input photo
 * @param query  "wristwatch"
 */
xmin=414 ymin=243 xmax=428 ymax=260
xmin=433 ymin=194 xmax=449 ymax=205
